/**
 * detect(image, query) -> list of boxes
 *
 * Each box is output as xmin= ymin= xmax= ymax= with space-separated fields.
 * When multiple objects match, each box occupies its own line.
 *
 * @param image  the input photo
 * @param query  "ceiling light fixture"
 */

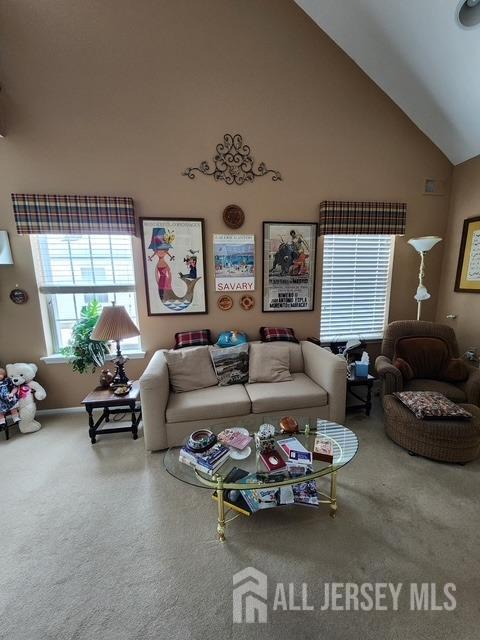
xmin=457 ymin=0 xmax=480 ymax=28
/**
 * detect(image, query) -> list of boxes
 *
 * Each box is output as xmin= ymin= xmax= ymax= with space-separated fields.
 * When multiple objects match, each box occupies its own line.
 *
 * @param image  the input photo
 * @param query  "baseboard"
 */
xmin=36 ymin=406 xmax=84 ymax=416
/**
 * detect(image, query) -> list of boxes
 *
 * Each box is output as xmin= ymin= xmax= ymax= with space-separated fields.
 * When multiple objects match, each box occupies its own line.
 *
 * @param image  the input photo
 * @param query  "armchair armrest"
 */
xmin=139 ymin=350 xmax=170 ymax=451
xmin=458 ymin=364 xmax=480 ymax=406
xmin=375 ymin=355 xmax=403 ymax=395
xmin=301 ymin=340 xmax=347 ymax=424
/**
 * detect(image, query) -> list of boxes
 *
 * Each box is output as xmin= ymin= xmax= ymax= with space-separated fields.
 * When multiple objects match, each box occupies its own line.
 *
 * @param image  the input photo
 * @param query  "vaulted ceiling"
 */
xmin=296 ymin=0 xmax=480 ymax=165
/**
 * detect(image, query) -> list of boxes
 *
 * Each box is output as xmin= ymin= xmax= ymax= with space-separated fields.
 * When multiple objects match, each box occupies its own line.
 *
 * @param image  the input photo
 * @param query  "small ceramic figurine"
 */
xmin=0 ymin=367 xmax=20 ymax=426
xmin=99 ymin=369 xmax=114 ymax=389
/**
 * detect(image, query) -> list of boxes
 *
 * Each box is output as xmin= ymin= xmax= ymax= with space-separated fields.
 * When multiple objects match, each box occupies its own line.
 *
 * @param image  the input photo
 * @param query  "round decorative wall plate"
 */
xmin=9 ymin=288 xmax=28 ymax=304
xmin=240 ymin=294 xmax=255 ymax=311
xmin=217 ymin=295 xmax=234 ymax=311
xmin=223 ymin=204 xmax=245 ymax=229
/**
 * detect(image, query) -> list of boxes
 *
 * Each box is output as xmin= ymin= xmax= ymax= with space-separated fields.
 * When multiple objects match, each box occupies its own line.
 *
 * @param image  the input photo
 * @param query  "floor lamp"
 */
xmin=408 ymin=236 xmax=442 ymax=320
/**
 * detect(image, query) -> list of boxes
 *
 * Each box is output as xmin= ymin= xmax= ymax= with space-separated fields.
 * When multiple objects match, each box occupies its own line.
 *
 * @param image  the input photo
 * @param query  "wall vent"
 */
xmin=423 ymin=178 xmax=447 ymax=196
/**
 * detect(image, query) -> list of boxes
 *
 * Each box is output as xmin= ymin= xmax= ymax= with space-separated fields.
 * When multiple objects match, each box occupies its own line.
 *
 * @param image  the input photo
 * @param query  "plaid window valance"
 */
xmin=319 ymin=201 xmax=407 ymax=235
xmin=12 ymin=194 xmax=136 ymax=236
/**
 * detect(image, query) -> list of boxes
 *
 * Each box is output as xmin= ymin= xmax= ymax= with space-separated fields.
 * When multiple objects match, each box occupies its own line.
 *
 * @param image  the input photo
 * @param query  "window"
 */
xmin=320 ymin=235 xmax=395 ymax=343
xmin=31 ymin=234 xmax=139 ymax=352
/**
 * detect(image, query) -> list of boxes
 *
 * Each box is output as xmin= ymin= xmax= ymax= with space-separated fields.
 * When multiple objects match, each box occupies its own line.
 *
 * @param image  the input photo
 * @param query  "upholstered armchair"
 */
xmin=375 ymin=320 xmax=480 ymax=406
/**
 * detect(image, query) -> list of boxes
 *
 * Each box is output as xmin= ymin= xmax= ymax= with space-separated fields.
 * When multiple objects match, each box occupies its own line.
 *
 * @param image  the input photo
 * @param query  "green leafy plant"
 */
xmin=61 ymin=300 xmax=110 ymax=374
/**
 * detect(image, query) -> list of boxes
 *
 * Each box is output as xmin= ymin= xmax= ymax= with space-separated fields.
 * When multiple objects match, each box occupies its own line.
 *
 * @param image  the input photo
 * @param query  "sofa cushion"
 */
xmin=166 ymin=384 xmax=251 ymax=423
xmin=165 ymin=346 xmax=218 ymax=393
xmin=248 ymin=343 xmax=292 ymax=383
xmin=404 ymin=378 xmax=467 ymax=403
xmin=245 ymin=372 xmax=327 ymax=413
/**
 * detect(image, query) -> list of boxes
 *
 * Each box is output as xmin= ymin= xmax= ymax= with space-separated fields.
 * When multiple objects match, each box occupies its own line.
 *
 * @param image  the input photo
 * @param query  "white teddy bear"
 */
xmin=6 ymin=363 xmax=47 ymax=433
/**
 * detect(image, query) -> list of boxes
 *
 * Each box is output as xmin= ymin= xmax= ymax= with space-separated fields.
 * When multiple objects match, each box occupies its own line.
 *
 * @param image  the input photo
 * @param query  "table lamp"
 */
xmin=91 ymin=302 xmax=140 ymax=388
xmin=408 ymin=236 xmax=442 ymax=320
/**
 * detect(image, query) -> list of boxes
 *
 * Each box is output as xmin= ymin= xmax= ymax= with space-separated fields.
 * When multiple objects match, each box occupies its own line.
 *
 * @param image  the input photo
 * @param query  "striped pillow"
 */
xmin=174 ymin=330 xmax=212 ymax=350
xmin=260 ymin=327 xmax=299 ymax=344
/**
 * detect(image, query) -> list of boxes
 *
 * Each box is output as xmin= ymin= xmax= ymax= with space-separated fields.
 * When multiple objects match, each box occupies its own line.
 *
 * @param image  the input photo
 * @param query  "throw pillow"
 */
xmin=248 ymin=343 xmax=293 ymax=384
xmin=209 ymin=343 xmax=249 ymax=386
xmin=393 ymin=357 xmax=414 ymax=381
xmin=165 ymin=346 xmax=218 ymax=393
xmin=393 ymin=391 xmax=472 ymax=420
xmin=260 ymin=327 xmax=299 ymax=343
xmin=174 ymin=329 xmax=211 ymax=349
xmin=441 ymin=358 xmax=469 ymax=383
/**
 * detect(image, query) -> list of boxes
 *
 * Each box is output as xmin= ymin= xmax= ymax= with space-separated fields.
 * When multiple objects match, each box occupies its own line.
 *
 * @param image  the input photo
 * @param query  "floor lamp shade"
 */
xmin=407 ymin=236 xmax=442 ymax=320
xmin=91 ymin=305 xmax=140 ymax=342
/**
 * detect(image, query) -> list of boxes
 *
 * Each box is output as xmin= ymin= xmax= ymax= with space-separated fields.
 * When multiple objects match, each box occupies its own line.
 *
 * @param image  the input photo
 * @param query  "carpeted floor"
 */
xmin=1 ymin=402 xmax=479 ymax=640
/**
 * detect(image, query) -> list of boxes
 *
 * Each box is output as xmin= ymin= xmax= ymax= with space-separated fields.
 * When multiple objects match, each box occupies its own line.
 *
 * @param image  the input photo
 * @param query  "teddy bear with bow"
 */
xmin=5 ymin=363 xmax=47 ymax=433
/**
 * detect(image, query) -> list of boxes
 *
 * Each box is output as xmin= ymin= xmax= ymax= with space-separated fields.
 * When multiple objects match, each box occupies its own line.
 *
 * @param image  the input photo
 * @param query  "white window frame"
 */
xmin=320 ymin=234 xmax=395 ymax=343
xmin=30 ymin=234 xmax=140 ymax=356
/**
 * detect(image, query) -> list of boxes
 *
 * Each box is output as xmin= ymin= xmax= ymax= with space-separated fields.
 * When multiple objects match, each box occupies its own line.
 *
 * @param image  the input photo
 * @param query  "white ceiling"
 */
xmin=295 ymin=0 xmax=480 ymax=165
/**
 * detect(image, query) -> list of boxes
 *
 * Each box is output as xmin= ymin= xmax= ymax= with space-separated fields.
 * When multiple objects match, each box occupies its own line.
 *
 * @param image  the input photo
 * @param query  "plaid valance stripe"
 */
xmin=12 ymin=194 xmax=136 ymax=236
xmin=319 ymin=201 xmax=407 ymax=235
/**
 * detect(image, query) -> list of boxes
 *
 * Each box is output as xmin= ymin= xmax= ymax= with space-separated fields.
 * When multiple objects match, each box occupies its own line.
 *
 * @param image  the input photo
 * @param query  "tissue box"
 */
xmin=355 ymin=362 xmax=369 ymax=378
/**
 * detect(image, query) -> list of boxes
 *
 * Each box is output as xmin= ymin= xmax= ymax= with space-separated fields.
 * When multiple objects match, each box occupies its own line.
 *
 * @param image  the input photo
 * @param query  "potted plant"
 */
xmin=61 ymin=300 xmax=110 ymax=374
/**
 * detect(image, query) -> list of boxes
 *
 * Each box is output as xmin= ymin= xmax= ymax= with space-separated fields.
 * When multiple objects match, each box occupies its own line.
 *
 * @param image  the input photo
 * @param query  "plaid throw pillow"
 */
xmin=393 ymin=391 xmax=472 ymax=420
xmin=260 ymin=327 xmax=299 ymax=344
xmin=174 ymin=330 xmax=212 ymax=350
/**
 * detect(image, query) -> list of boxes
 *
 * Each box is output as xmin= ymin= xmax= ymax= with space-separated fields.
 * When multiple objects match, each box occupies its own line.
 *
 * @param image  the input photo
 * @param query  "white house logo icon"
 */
xmin=232 ymin=567 xmax=268 ymax=623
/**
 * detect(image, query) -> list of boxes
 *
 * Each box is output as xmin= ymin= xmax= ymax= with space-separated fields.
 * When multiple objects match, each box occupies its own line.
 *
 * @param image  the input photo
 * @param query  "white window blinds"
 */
xmin=31 ymin=234 xmax=135 ymax=292
xmin=320 ymin=235 xmax=394 ymax=342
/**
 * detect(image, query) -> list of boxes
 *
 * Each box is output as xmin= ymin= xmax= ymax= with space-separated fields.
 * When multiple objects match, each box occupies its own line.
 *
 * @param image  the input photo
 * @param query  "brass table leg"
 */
xmin=216 ymin=476 xmax=226 ymax=542
xmin=329 ymin=470 xmax=337 ymax=518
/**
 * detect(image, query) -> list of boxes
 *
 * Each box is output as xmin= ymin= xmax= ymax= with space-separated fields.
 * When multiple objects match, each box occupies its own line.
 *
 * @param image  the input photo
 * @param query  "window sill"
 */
xmin=41 ymin=350 xmax=146 ymax=365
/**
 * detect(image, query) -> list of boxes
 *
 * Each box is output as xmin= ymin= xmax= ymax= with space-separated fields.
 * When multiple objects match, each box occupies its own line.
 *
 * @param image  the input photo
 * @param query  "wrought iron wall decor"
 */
xmin=183 ymin=133 xmax=282 ymax=185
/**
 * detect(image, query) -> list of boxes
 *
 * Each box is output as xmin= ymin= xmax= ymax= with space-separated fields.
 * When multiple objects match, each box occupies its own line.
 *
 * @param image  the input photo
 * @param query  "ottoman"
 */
xmin=383 ymin=395 xmax=480 ymax=463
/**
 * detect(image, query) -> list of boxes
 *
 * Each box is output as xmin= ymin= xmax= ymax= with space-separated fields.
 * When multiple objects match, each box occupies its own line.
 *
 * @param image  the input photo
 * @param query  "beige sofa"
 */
xmin=139 ymin=340 xmax=347 ymax=451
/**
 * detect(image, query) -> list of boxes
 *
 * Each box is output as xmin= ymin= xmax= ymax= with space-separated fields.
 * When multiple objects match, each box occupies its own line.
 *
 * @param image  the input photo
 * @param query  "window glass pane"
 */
xmin=31 ymin=234 xmax=139 ymax=351
xmin=320 ymin=235 xmax=394 ymax=342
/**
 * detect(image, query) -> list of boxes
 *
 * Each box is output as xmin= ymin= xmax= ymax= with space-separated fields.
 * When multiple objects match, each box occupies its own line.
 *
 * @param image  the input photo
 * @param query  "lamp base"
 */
xmin=109 ymin=342 xmax=131 ymax=388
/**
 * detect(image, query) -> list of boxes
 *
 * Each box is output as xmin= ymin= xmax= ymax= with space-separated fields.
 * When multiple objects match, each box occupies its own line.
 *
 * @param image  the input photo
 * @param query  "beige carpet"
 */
xmin=1 ymin=402 xmax=479 ymax=640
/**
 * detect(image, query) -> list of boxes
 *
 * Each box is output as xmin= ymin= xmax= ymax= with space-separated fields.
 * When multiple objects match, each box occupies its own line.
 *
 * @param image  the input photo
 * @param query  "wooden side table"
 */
xmin=81 ymin=381 xmax=141 ymax=444
xmin=346 ymin=373 xmax=375 ymax=416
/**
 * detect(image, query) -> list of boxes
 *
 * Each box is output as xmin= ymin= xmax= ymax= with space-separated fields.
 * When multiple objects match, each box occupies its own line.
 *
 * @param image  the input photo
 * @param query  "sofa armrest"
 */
xmin=458 ymin=364 xmax=480 ymax=406
xmin=375 ymin=355 xmax=403 ymax=395
xmin=301 ymin=340 xmax=347 ymax=424
xmin=139 ymin=350 xmax=170 ymax=451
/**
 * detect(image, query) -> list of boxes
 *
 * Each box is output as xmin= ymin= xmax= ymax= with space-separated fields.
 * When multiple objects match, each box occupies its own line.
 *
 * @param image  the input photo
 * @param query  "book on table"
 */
xmin=278 ymin=436 xmax=313 ymax=466
xmin=179 ymin=442 xmax=230 ymax=475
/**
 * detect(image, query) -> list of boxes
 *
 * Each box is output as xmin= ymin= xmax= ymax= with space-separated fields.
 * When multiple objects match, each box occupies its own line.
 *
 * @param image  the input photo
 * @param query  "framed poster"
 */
xmin=455 ymin=216 xmax=480 ymax=293
xmin=263 ymin=221 xmax=317 ymax=312
xmin=140 ymin=217 xmax=207 ymax=315
xmin=213 ymin=234 xmax=255 ymax=292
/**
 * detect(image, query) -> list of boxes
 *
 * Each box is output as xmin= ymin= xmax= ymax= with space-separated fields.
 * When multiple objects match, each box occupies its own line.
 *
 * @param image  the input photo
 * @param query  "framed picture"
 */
xmin=140 ymin=217 xmax=207 ymax=315
xmin=213 ymin=234 xmax=255 ymax=292
xmin=262 ymin=221 xmax=317 ymax=312
xmin=454 ymin=216 xmax=480 ymax=293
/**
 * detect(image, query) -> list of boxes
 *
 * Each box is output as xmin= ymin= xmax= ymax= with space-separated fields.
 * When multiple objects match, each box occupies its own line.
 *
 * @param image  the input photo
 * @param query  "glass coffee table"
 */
xmin=164 ymin=416 xmax=358 ymax=541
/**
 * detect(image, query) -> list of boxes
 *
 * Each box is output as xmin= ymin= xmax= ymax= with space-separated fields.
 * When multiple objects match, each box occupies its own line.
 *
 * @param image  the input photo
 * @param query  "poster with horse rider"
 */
xmin=140 ymin=217 xmax=207 ymax=315
xmin=262 ymin=221 xmax=318 ymax=312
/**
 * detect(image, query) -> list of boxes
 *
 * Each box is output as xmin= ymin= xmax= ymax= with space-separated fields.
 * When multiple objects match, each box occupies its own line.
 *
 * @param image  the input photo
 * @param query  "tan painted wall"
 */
xmin=0 ymin=0 xmax=452 ymax=409
xmin=436 ymin=154 xmax=480 ymax=353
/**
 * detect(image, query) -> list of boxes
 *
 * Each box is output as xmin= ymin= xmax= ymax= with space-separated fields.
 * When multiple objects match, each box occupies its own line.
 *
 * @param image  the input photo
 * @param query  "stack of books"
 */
xmin=179 ymin=442 xmax=229 ymax=476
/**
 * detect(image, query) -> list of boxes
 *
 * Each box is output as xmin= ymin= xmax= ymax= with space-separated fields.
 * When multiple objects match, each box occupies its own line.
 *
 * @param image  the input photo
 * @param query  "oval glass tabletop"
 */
xmin=164 ymin=415 xmax=359 ymax=490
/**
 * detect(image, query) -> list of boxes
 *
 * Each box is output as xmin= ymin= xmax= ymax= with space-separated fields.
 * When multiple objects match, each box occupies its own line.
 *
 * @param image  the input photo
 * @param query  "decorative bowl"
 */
xmin=187 ymin=429 xmax=217 ymax=452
